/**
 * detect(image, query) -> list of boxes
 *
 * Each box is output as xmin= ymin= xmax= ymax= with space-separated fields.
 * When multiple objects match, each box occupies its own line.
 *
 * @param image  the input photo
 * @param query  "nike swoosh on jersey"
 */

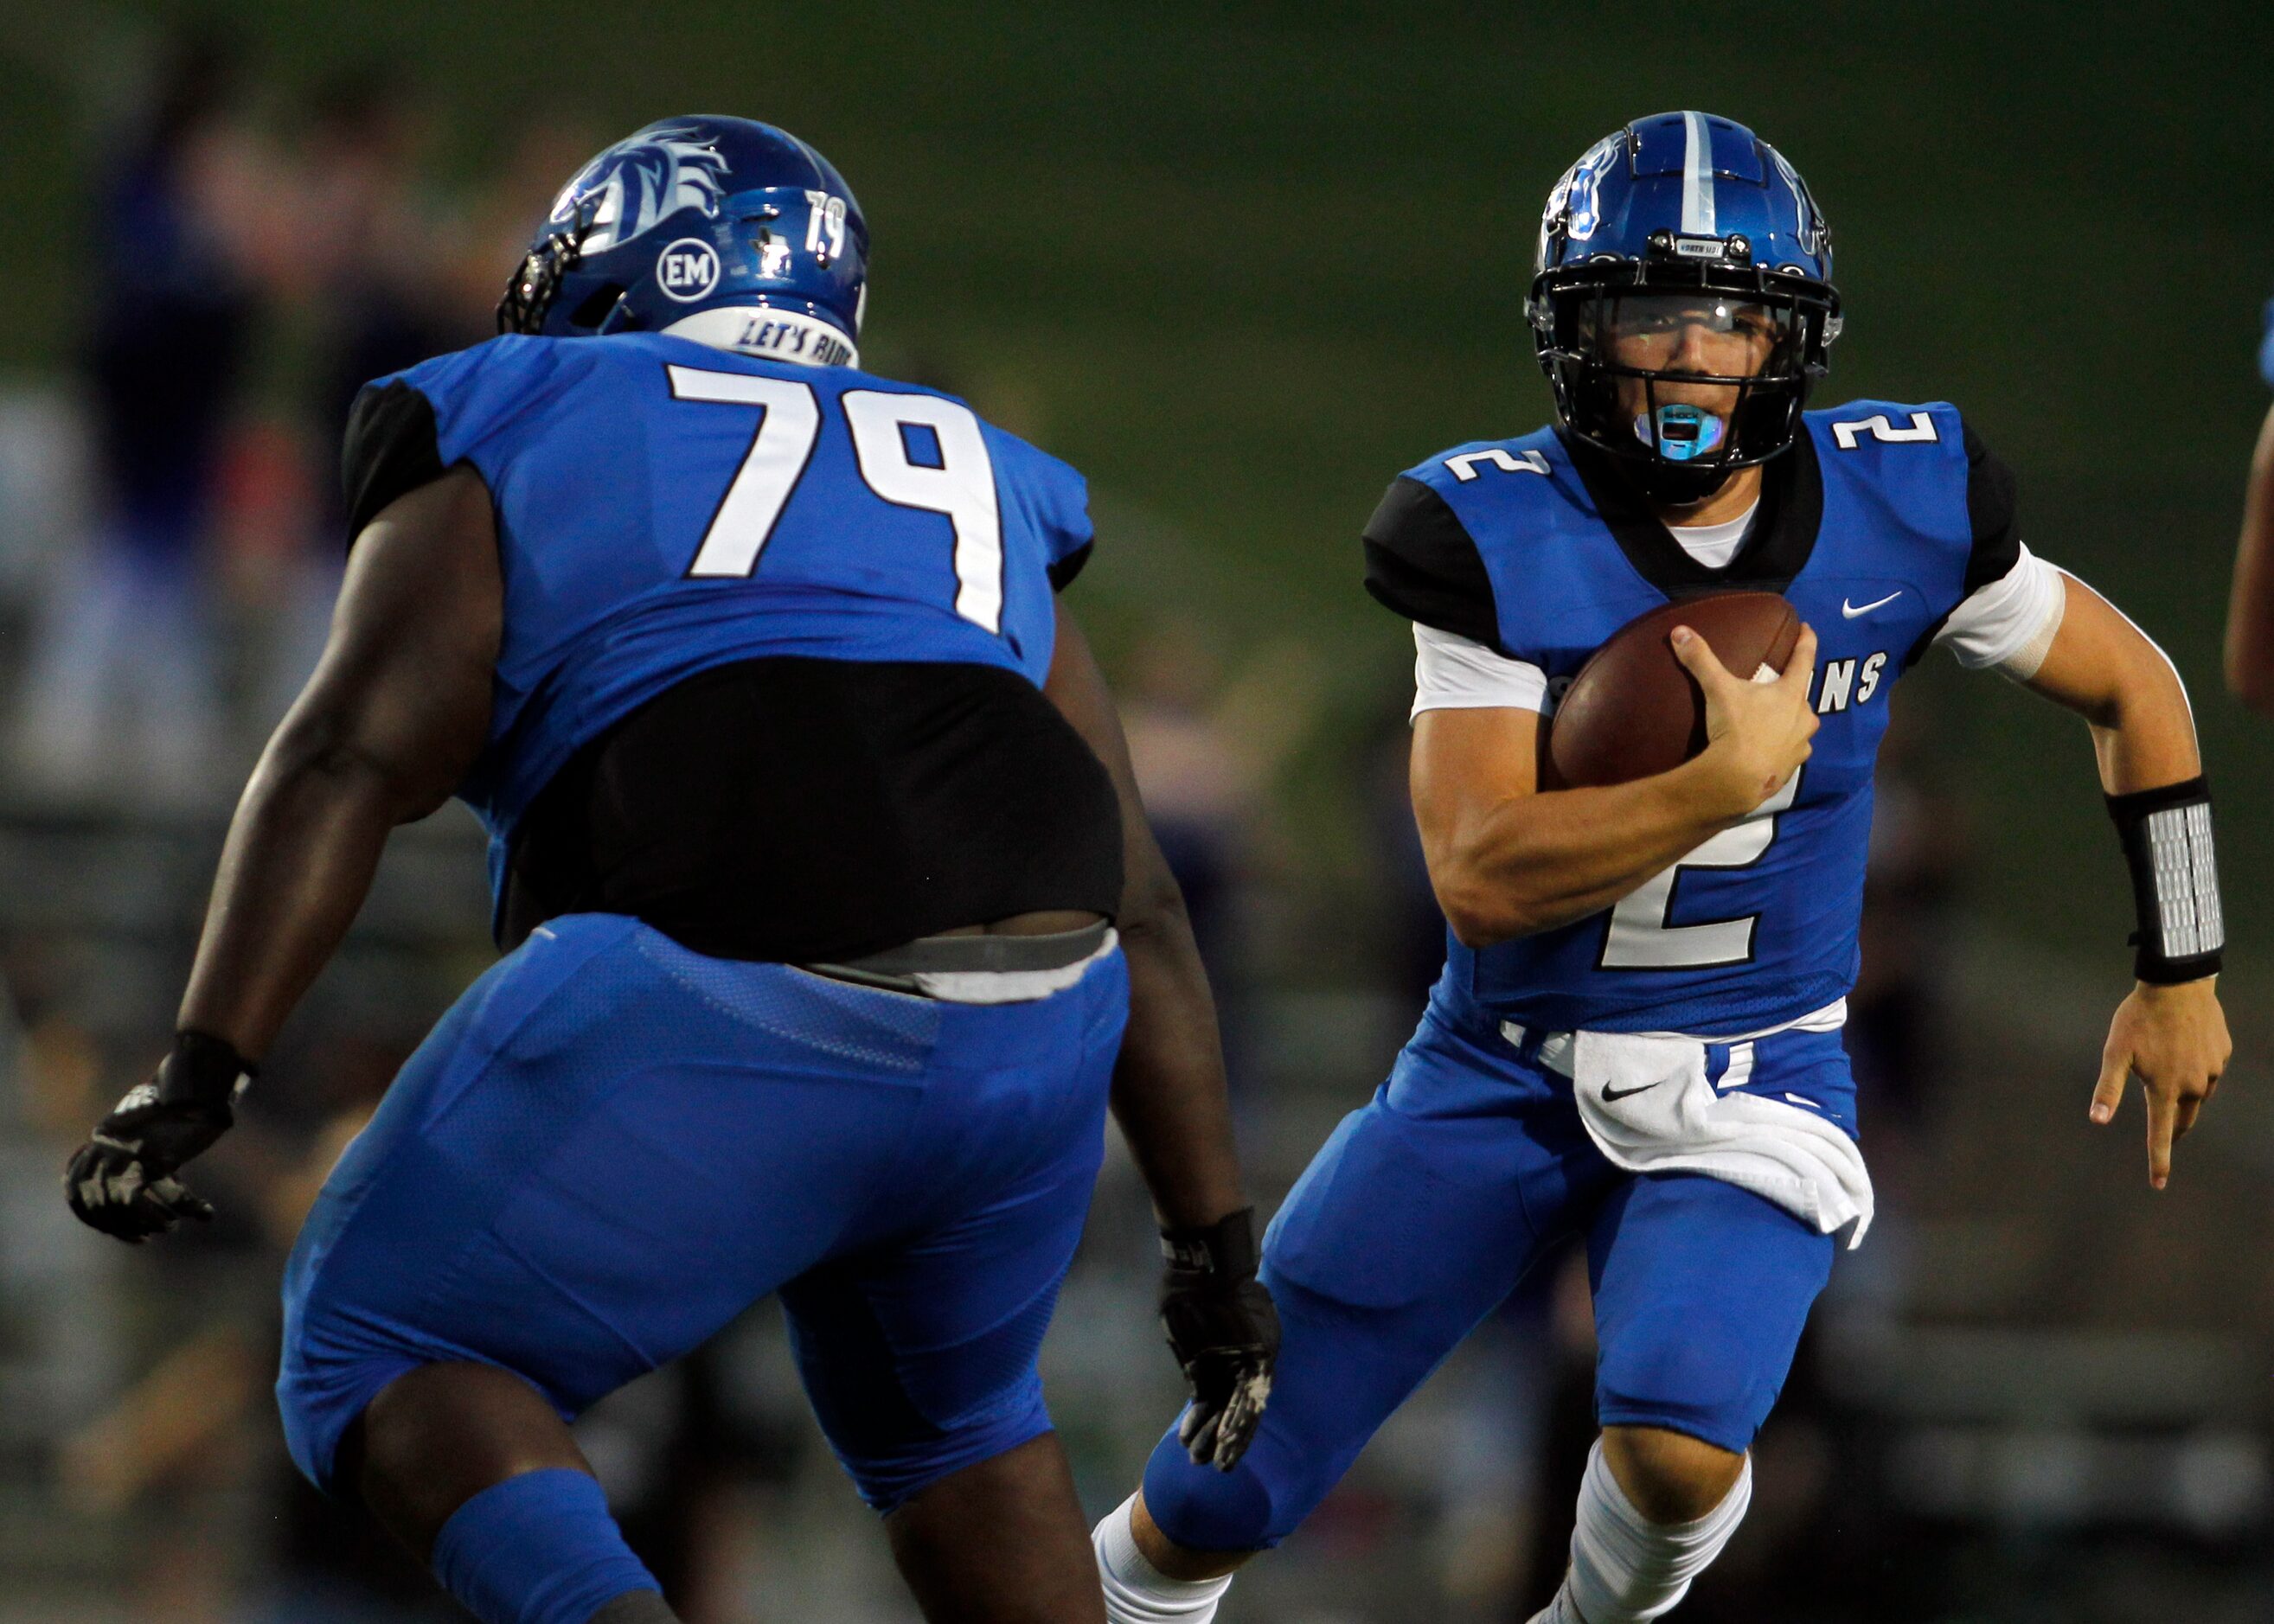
xmin=1600 ymin=1079 xmax=1669 ymax=1103
xmin=1841 ymin=591 xmax=1902 ymax=617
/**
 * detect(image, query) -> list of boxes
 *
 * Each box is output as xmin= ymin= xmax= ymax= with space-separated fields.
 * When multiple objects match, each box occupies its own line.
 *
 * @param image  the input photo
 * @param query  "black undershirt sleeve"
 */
xmin=1961 ymin=422 xmax=2023 ymax=595
xmin=1048 ymin=540 xmax=1094 ymax=592
xmin=1361 ymin=476 xmax=1507 ymax=653
xmin=341 ymin=380 xmax=447 ymax=544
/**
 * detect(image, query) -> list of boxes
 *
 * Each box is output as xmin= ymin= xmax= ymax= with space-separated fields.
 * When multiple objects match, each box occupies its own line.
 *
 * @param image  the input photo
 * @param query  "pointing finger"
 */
xmin=2144 ymin=1079 xmax=2177 ymax=1190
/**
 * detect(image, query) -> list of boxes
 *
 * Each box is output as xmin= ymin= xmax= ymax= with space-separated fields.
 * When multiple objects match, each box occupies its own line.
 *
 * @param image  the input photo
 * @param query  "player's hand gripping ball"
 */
xmin=1159 ymin=1208 xmax=1279 ymax=1471
xmin=1547 ymin=591 xmax=1803 ymax=788
xmin=66 ymin=1033 xmax=253 ymax=1242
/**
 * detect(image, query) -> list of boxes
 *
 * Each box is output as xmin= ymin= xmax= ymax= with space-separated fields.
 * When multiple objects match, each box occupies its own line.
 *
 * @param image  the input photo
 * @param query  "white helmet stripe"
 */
xmin=1681 ymin=109 xmax=1717 ymax=235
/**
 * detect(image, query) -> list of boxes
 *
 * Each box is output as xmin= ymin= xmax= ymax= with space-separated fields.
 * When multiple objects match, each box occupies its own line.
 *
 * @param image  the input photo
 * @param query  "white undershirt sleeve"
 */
xmin=1934 ymin=543 xmax=2066 ymax=676
xmin=1411 ymin=623 xmax=1549 ymax=721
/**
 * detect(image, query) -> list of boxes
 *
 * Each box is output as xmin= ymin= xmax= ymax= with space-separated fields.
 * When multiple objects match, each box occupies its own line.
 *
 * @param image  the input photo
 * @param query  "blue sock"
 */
xmin=429 ymin=1468 xmax=663 ymax=1624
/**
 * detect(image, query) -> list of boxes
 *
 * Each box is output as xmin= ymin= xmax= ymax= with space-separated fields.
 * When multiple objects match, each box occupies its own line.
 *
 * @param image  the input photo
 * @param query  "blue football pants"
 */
xmin=1143 ymin=999 xmax=1838 ymax=1552
xmin=279 ymin=911 xmax=1128 ymax=1513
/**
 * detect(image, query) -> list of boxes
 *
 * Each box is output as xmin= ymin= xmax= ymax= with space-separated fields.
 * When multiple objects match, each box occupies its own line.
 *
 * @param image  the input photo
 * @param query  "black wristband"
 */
xmin=1161 ymin=1207 xmax=1259 ymax=1281
xmin=157 ymin=1031 xmax=259 ymax=1110
xmin=2106 ymin=777 xmax=2224 ymax=984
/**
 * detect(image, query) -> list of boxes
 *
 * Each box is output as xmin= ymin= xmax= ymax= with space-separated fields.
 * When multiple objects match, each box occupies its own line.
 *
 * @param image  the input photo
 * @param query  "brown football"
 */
xmin=1546 ymin=591 xmax=1803 ymax=789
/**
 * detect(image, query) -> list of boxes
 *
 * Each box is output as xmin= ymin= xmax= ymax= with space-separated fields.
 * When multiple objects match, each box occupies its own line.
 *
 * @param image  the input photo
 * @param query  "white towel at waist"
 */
xmin=1502 ymin=1002 xmax=1873 ymax=1250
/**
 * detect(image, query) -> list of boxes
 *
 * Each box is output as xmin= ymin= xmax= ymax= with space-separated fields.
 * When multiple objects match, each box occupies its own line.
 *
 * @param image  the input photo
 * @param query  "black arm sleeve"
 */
xmin=1360 ymin=476 xmax=1507 ymax=653
xmin=341 ymin=381 xmax=447 ymax=545
xmin=1962 ymin=422 xmax=2023 ymax=594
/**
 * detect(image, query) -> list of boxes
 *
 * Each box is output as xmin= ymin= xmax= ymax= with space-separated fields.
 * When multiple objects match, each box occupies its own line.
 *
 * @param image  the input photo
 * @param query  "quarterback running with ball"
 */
xmin=1093 ymin=111 xmax=2230 ymax=1624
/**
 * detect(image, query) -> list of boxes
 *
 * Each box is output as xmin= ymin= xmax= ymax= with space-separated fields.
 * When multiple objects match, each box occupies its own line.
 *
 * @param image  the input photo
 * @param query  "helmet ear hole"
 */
xmin=567 ymin=284 xmax=627 ymax=331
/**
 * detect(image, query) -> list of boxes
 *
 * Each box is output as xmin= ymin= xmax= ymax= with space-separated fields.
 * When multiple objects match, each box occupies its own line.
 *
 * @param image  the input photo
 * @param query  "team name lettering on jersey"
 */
xmin=1814 ymin=652 xmax=1886 ymax=714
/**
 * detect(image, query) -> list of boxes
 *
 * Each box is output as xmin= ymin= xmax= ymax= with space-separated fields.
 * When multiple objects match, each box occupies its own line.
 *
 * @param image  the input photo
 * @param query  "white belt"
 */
xmin=911 ymin=930 xmax=1118 ymax=1004
xmin=805 ymin=924 xmax=1118 ymax=1004
xmin=1499 ymin=997 xmax=1848 ymax=1079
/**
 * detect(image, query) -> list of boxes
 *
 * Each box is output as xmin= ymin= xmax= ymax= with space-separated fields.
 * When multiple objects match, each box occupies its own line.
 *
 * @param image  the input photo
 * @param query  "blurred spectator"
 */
xmin=208 ymin=413 xmax=320 ymax=752
xmin=445 ymin=117 xmax=606 ymax=328
xmin=1119 ymin=619 xmax=1255 ymax=980
xmin=14 ymin=29 xmax=281 ymax=805
xmin=1848 ymin=708 xmax=1966 ymax=1144
xmin=0 ymin=388 xmax=92 ymax=668
xmin=1118 ymin=617 xmax=1320 ymax=1098
xmin=1366 ymin=698 xmax=1452 ymax=1011
xmin=1119 ymin=621 xmax=1319 ymax=969
xmin=251 ymin=64 xmax=476 ymax=730
xmin=299 ymin=65 xmax=468 ymax=433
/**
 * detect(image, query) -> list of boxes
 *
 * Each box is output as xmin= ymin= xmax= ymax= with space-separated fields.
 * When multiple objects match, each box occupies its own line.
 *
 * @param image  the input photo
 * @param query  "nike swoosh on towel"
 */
xmin=1601 ymin=1079 xmax=1668 ymax=1103
xmin=1842 ymin=591 xmax=1901 ymax=617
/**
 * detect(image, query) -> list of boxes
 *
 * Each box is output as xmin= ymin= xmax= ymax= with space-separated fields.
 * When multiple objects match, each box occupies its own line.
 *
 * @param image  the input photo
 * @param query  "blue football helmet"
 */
xmin=498 ymin=116 xmax=868 ymax=367
xmin=1528 ymin=112 xmax=1839 ymax=498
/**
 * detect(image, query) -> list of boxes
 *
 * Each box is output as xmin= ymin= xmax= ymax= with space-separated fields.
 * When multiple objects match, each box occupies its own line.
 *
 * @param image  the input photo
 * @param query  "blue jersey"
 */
xmin=344 ymin=332 xmax=1096 ymax=898
xmin=1364 ymin=401 xmax=2020 ymax=1037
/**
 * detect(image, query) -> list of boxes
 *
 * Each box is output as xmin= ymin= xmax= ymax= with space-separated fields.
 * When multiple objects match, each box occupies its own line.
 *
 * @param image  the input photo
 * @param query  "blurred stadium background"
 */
xmin=2 ymin=3 xmax=2273 ymax=1620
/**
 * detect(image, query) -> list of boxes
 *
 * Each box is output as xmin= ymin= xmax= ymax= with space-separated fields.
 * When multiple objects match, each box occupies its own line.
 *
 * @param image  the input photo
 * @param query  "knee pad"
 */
xmin=1590 ymin=1179 xmax=1832 ymax=1455
xmin=1139 ymin=1423 xmax=1310 ymax=1554
xmin=1593 ymin=1300 xmax=1778 ymax=1455
xmin=432 ymin=1469 xmax=660 ymax=1624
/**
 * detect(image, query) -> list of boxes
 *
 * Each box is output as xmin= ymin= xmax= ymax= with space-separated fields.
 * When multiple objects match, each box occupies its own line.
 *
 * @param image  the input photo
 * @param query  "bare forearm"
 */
xmin=176 ymin=732 xmax=417 ymax=1059
xmin=176 ymin=475 xmax=498 ymax=1057
xmin=2026 ymin=579 xmax=2201 ymax=795
xmin=2087 ymin=670 xmax=2200 ymax=795
xmin=66 ymin=471 xmax=498 ymax=1244
xmin=1431 ymin=755 xmax=1739 ymax=945
xmin=1110 ymin=890 xmax=1246 ymax=1231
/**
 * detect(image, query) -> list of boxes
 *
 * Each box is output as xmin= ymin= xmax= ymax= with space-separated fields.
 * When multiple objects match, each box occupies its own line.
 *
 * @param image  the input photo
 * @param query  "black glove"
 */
xmin=1159 ymin=1207 xmax=1279 ymax=1472
xmin=66 ymin=1032 xmax=254 ymax=1243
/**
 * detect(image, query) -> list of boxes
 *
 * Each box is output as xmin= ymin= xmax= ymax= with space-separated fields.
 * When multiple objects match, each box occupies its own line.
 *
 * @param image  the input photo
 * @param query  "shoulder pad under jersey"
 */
xmin=1806 ymin=399 xmax=2020 ymax=598
xmin=341 ymin=335 xmax=603 ymax=540
xmin=1361 ymin=426 xmax=1569 ymax=655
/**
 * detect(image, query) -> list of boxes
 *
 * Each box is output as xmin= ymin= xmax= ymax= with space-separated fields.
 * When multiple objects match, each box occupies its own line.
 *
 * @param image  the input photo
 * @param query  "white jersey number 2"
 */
xmin=1599 ymin=771 xmax=1801 ymax=969
xmin=669 ymin=365 xmax=1005 ymax=634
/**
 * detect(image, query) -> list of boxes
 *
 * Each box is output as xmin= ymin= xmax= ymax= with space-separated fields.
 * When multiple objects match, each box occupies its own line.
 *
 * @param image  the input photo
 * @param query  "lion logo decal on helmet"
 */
xmin=549 ymin=127 xmax=731 ymax=253
xmin=1547 ymin=131 xmax=1624 ymax=251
